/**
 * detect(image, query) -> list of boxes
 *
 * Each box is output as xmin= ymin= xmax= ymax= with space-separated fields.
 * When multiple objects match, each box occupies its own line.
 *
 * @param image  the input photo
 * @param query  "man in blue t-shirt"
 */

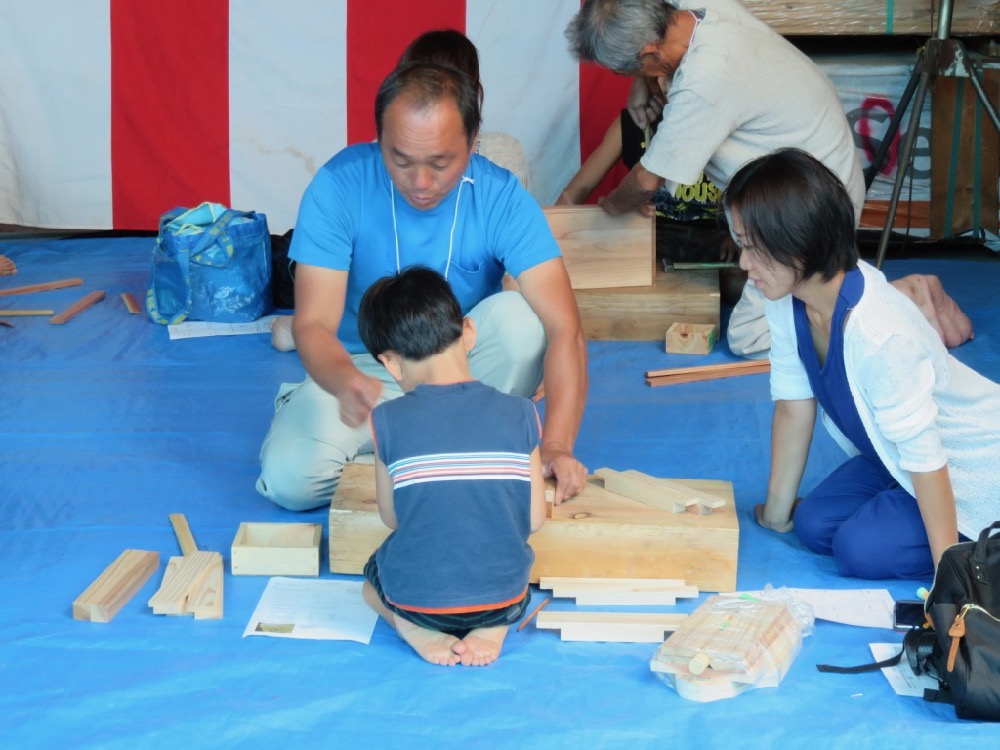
xmin=256 ymin=62 xmax=588 ymax=512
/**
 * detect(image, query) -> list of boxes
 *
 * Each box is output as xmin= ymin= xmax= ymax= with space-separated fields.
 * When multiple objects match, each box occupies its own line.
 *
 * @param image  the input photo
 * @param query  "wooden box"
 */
xmin=575 ymin=269 xmax=720 ymax=341
xmin=665 ymin=322 xmax=719 ymax=354
xmin=231 ymin=522 xmax=322 ymax=576
xmin=329 ymin=464 xmax=738 ymax=592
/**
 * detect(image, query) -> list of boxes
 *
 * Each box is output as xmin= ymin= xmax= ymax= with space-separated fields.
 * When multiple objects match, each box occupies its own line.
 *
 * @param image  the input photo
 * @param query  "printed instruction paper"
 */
xmin=168 ymin=315 xmax=277 ymax=340
xmin=243 ymin=577 xmax=379 ymax=644
xmin=734 ymin=588 xmax=895 ymax=629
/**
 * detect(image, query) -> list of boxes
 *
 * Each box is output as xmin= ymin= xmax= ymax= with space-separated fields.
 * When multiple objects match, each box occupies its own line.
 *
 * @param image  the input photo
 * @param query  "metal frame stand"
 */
xmin=870 ymin=0 xmax=1000 ymax=268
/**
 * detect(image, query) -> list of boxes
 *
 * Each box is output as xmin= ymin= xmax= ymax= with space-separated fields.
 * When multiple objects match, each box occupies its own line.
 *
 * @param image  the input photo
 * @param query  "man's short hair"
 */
xmin=723 ymin=149 xmax=859 ymax=282
xmin=565 ymin=0 xmax=678 ymax=74
xmin=374 ymin=62 xmax=481 ymax=148
xmin=358 ymin=266 xmax=465 ymax=362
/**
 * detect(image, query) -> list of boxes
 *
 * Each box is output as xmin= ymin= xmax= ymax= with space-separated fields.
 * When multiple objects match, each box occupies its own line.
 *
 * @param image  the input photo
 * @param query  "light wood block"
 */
xmin=539 ymin=576 xmax=699 ymax=606
xmin=544 ymin=205 xmax=653 ymax=290
xmin=169 ymin=513 xmax=198 ymax=555
xmin=148 ymin=550 xmax=224 ymax=619
xmin=596 ymin=468 xmax=726 ymax=516
xmin=73 ymin=549 xmax=160 ymax=623
xmin=665 ymin=322 xmax=718 ymax=354
xmin=231 ymin=522 xmax=322 ymax=577
xmin=535 ymin=610 xmax=688 ymax=642
xmin=330 ymin=463 xmax=739 ymax=592
xmin=575 ymin=268 xmax=719 ymax=341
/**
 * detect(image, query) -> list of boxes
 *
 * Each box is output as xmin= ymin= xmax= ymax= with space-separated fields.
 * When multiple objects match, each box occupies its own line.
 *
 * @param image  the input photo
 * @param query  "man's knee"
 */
xmin=257 ymin=438 xmax=342 ymax=512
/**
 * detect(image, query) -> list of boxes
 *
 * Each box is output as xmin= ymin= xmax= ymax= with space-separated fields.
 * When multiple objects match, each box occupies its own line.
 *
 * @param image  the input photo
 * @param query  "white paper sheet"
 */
xmin=869 ymin=642 xmax=938 ymax=697
xmin=168 ymin=315 xmax=277 ymax=340
xmin=243 ymin=577 xmax=379 ymax=644
xmin=733 ymin=588 xmax=895 ymax=629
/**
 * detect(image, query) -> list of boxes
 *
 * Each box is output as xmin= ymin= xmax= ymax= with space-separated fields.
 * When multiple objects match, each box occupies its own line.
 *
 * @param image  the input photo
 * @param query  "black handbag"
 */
xmin=923 ymin=521 xmax=1000 ymax=720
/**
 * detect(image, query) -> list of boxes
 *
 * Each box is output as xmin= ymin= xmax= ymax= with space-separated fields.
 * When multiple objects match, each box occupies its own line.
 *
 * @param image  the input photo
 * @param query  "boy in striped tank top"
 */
xmin=357 ymin=266 xmax=547 ymax=666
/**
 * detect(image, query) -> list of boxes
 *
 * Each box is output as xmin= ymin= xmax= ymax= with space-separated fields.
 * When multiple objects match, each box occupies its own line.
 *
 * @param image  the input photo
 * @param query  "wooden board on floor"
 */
xmin=535 ymin=610 xmax=688 ymax=642
xmin=574 ymin=268 xmax=719 ymax=341
xmin=73 ymin=549 xmax=160 ymax=623
xmin=329 ymin=463 xmax=739 ymax=592
xmin=544 ymin=206 xmax=654 ymax=290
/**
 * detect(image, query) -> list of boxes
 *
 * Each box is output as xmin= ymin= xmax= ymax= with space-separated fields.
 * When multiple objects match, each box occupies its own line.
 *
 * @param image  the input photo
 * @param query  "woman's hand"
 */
xmin=754 ymin=499 xmax=800 ymax=533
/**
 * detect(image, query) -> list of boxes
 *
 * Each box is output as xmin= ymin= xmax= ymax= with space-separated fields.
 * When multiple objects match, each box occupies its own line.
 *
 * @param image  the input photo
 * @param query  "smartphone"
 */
xmin=893 ymin=599 xmax=927 ymax=630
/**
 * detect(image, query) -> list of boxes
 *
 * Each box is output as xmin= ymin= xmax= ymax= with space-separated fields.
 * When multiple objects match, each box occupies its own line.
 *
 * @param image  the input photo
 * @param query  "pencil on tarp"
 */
xmin=517 ymin=597 xmax=551 ymax=632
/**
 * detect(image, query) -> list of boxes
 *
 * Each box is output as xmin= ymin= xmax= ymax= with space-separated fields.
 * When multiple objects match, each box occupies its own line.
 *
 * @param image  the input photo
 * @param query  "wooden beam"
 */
xmin=539 ymin=576 xmax=699 ymax=606
xmin=0 ymin=309 xmax=55 ymax=316
xmin=72 ymin=549 xmax=160 ymax=623
xmin=544 ymin=205 xmax=654 ymax=290
xmin=595 ymin=468 xmax=725 ymax=515
xmin=0 ymin=277 xmax=84 ymax=297
xmin=535 ymin=610 xmax=688 ymax=642
xmin=148 ymin=550 xmax=224 ymax=618
xmin=646 ymin=359 xmax=770 ymax=387
xmin=168 ymin=513 xmax=198 ymax=556
xmin=120 ymin=292 xmax=142 ymax=314
xmin=49 ymin=290 xmax=106 ymax=324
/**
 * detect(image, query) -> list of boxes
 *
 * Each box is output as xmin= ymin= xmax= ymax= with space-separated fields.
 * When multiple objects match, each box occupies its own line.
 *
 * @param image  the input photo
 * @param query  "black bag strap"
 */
xmin=971 ymin=521 xmax=1000 ymax=584
xmin=817 ymin=649 xmax=902 ymax=674
xmin=816 ymin=629 xmax=936 ymax=675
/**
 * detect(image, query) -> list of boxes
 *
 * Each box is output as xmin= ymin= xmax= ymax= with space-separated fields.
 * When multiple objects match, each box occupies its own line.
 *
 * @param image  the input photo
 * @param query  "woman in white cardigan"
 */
xmin=725 ymin=148 xmax=1000 ymax=580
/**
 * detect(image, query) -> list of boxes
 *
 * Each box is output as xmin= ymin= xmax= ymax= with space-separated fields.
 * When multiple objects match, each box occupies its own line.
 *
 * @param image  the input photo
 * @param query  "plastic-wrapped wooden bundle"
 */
xmin=650 ymin=595 xmax=802 ymax=701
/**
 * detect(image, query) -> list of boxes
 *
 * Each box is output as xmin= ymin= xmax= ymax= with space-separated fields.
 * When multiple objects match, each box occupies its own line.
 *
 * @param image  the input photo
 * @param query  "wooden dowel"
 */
xmin=0 ymin=277 xmax=83 ymax=297
xmin=645 ymin=359 xmax=769 ymax=379
xmin=0 ymin=309 xmax=55 ymax=316
xmin=517 ymin=597 xmax=551 ymax=632
xmin=49 ymin=290 xmax=106 ymax=324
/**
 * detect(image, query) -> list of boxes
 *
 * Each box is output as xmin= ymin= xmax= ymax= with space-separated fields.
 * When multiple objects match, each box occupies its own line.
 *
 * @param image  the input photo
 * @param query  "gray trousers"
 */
xmin=256 ymin=291 xmax=546 ymax=511
xmin=726 ymin=282 xmax=771 ymax=360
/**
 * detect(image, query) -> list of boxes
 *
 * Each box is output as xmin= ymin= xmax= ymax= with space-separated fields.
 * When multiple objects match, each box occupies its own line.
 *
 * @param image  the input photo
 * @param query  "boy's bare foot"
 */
xmin=270 ymin=314 xmax=296 ymax=352
xmin=458 ymin=625 xmax=509 ymax=666
xmin=891 ymin=274 xmax=974 ymax=348
xmin=395 ymin=617 xmax=463 ymax=666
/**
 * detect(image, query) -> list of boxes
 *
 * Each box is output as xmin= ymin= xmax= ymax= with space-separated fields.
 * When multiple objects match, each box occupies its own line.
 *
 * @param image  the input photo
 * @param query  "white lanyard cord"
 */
xmin=391 ymin=174 xmax=473 ymax=280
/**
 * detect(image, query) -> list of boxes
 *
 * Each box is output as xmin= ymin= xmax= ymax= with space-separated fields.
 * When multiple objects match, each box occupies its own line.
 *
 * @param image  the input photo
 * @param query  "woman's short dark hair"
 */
xmin=374 ymin=62 xmax=481 ymax=149
xmin=723 ymin=148 xmax=858 ymax=281
xmin=398 ymin=29 xmax=483 ymax=105
xmin=565 ymin=0 xmax=678 ymax=74
xmin=358 ymin=266 xmax=464 ymax=362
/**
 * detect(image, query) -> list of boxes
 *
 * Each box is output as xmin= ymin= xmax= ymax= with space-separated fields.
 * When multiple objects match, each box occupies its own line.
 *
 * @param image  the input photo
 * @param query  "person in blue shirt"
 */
xmin=357 ymin=266 xmax=547 ymax=666
xmin=256 ymin=62 xmax=587 ymax=513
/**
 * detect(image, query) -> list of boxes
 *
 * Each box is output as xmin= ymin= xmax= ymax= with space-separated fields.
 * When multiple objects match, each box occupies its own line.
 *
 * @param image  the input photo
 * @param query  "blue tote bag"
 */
xmin=146 ymin=202 xmax=273 ymax=324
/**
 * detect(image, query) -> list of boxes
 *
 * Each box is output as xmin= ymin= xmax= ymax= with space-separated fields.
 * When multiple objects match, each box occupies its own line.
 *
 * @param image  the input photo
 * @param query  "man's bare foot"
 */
xmin=458 ymin=625 xmax=509 ymax=666
xmin=395 ymin=617 xmax=463 ymax=666
xmin=270 ymin=314 xmax=296 ymax=352
xmin=892 ymin=274 xmax=974 ymax=348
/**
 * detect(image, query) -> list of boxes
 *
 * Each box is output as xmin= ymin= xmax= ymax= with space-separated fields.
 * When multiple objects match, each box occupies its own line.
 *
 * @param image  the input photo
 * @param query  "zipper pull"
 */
xmin=946 ymin=605 xmax=970 ymax=673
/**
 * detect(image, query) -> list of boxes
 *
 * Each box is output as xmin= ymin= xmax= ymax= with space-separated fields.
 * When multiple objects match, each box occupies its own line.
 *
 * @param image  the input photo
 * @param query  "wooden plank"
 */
xmin=148 ymin=551 xmax=222 ymax=616
xmin=535 ymin=610 xmax=688 ymax=642
xmin=330 ymin=463 xmax=739 ymax=592
xmin=575 ymin=268 xmax=719 ymax=341
xmin=0 ymin=309 xmax=55 ymax=316
xmin=72 ymin=549 xmax=160 ymax=623
xmin=544 ymin=205 xmax=653 ymax=290
xmin=665 ymin=322 xmax=718 ymax=354
xmin=0 ymin=277 xmax=84 ymax=297
xmin=49 ymin=290 xmax=105 ymax=324
xmin=596 ymin=468 xmax=725 ymax=515
xmin=539 ymin=577 xmax=699 ymax=606
xmin=168 ymin=513 xmax=198 ymax=556
xmin=646 ymin=359 xmax=770 ymax=387
xmin=186 ymin=555 xmax=224 ymax=620
xmin=120 ymin=292 xmax=141 ymax=314
xmin=740 ymin=0 xmax=998 ymax=36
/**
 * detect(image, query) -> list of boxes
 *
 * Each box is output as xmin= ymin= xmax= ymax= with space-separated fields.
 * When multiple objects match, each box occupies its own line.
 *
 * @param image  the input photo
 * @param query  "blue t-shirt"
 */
xmin=371 ymin=381 xmax=541 ymax=612
xmin=290 ymin=143 xmax=562 ymax=354
xmin=794 ymin=266 xmax=877 ymax=459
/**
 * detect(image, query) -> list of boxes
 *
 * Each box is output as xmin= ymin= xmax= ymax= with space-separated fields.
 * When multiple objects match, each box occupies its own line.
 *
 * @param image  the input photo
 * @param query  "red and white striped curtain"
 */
xmin=0 ymin=0 xmax=631 ymax=232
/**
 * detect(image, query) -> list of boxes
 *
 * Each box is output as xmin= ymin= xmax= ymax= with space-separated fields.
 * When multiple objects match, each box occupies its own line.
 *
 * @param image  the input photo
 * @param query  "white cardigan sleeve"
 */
xmin=764 ymin=295 xmax=813 ymax=401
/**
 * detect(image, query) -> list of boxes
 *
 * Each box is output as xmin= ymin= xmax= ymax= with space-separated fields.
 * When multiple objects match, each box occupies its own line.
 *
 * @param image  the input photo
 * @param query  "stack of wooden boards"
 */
xmin=544 ymin=206 xmax=718 ymax=340
xmin=329 ymin=462 xmax=739 ymax=592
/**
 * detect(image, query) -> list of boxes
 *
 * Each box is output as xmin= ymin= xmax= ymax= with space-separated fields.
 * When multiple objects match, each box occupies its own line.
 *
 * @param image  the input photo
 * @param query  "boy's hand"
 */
xmin=541 ymin=443 xmax=587 ymax=504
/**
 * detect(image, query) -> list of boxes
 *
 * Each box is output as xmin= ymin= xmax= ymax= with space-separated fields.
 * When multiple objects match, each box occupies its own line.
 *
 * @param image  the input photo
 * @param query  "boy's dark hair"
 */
xmin=723 ymin=148 xmax=858 ymax=282
xmin=358 ymin=266 xmax=464 ymax=361
xmin=374 ymin=62 xmax=481 ymax=149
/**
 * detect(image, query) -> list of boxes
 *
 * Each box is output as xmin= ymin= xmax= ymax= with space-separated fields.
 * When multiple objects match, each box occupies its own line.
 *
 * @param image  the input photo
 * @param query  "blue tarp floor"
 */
xmin=2 ymin=236 xmax=998 ymax=748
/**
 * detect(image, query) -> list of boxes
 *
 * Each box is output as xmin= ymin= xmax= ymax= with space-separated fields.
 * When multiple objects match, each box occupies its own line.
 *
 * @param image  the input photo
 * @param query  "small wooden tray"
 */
xmin=231 ymin=522 xmax=321 ymax=576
